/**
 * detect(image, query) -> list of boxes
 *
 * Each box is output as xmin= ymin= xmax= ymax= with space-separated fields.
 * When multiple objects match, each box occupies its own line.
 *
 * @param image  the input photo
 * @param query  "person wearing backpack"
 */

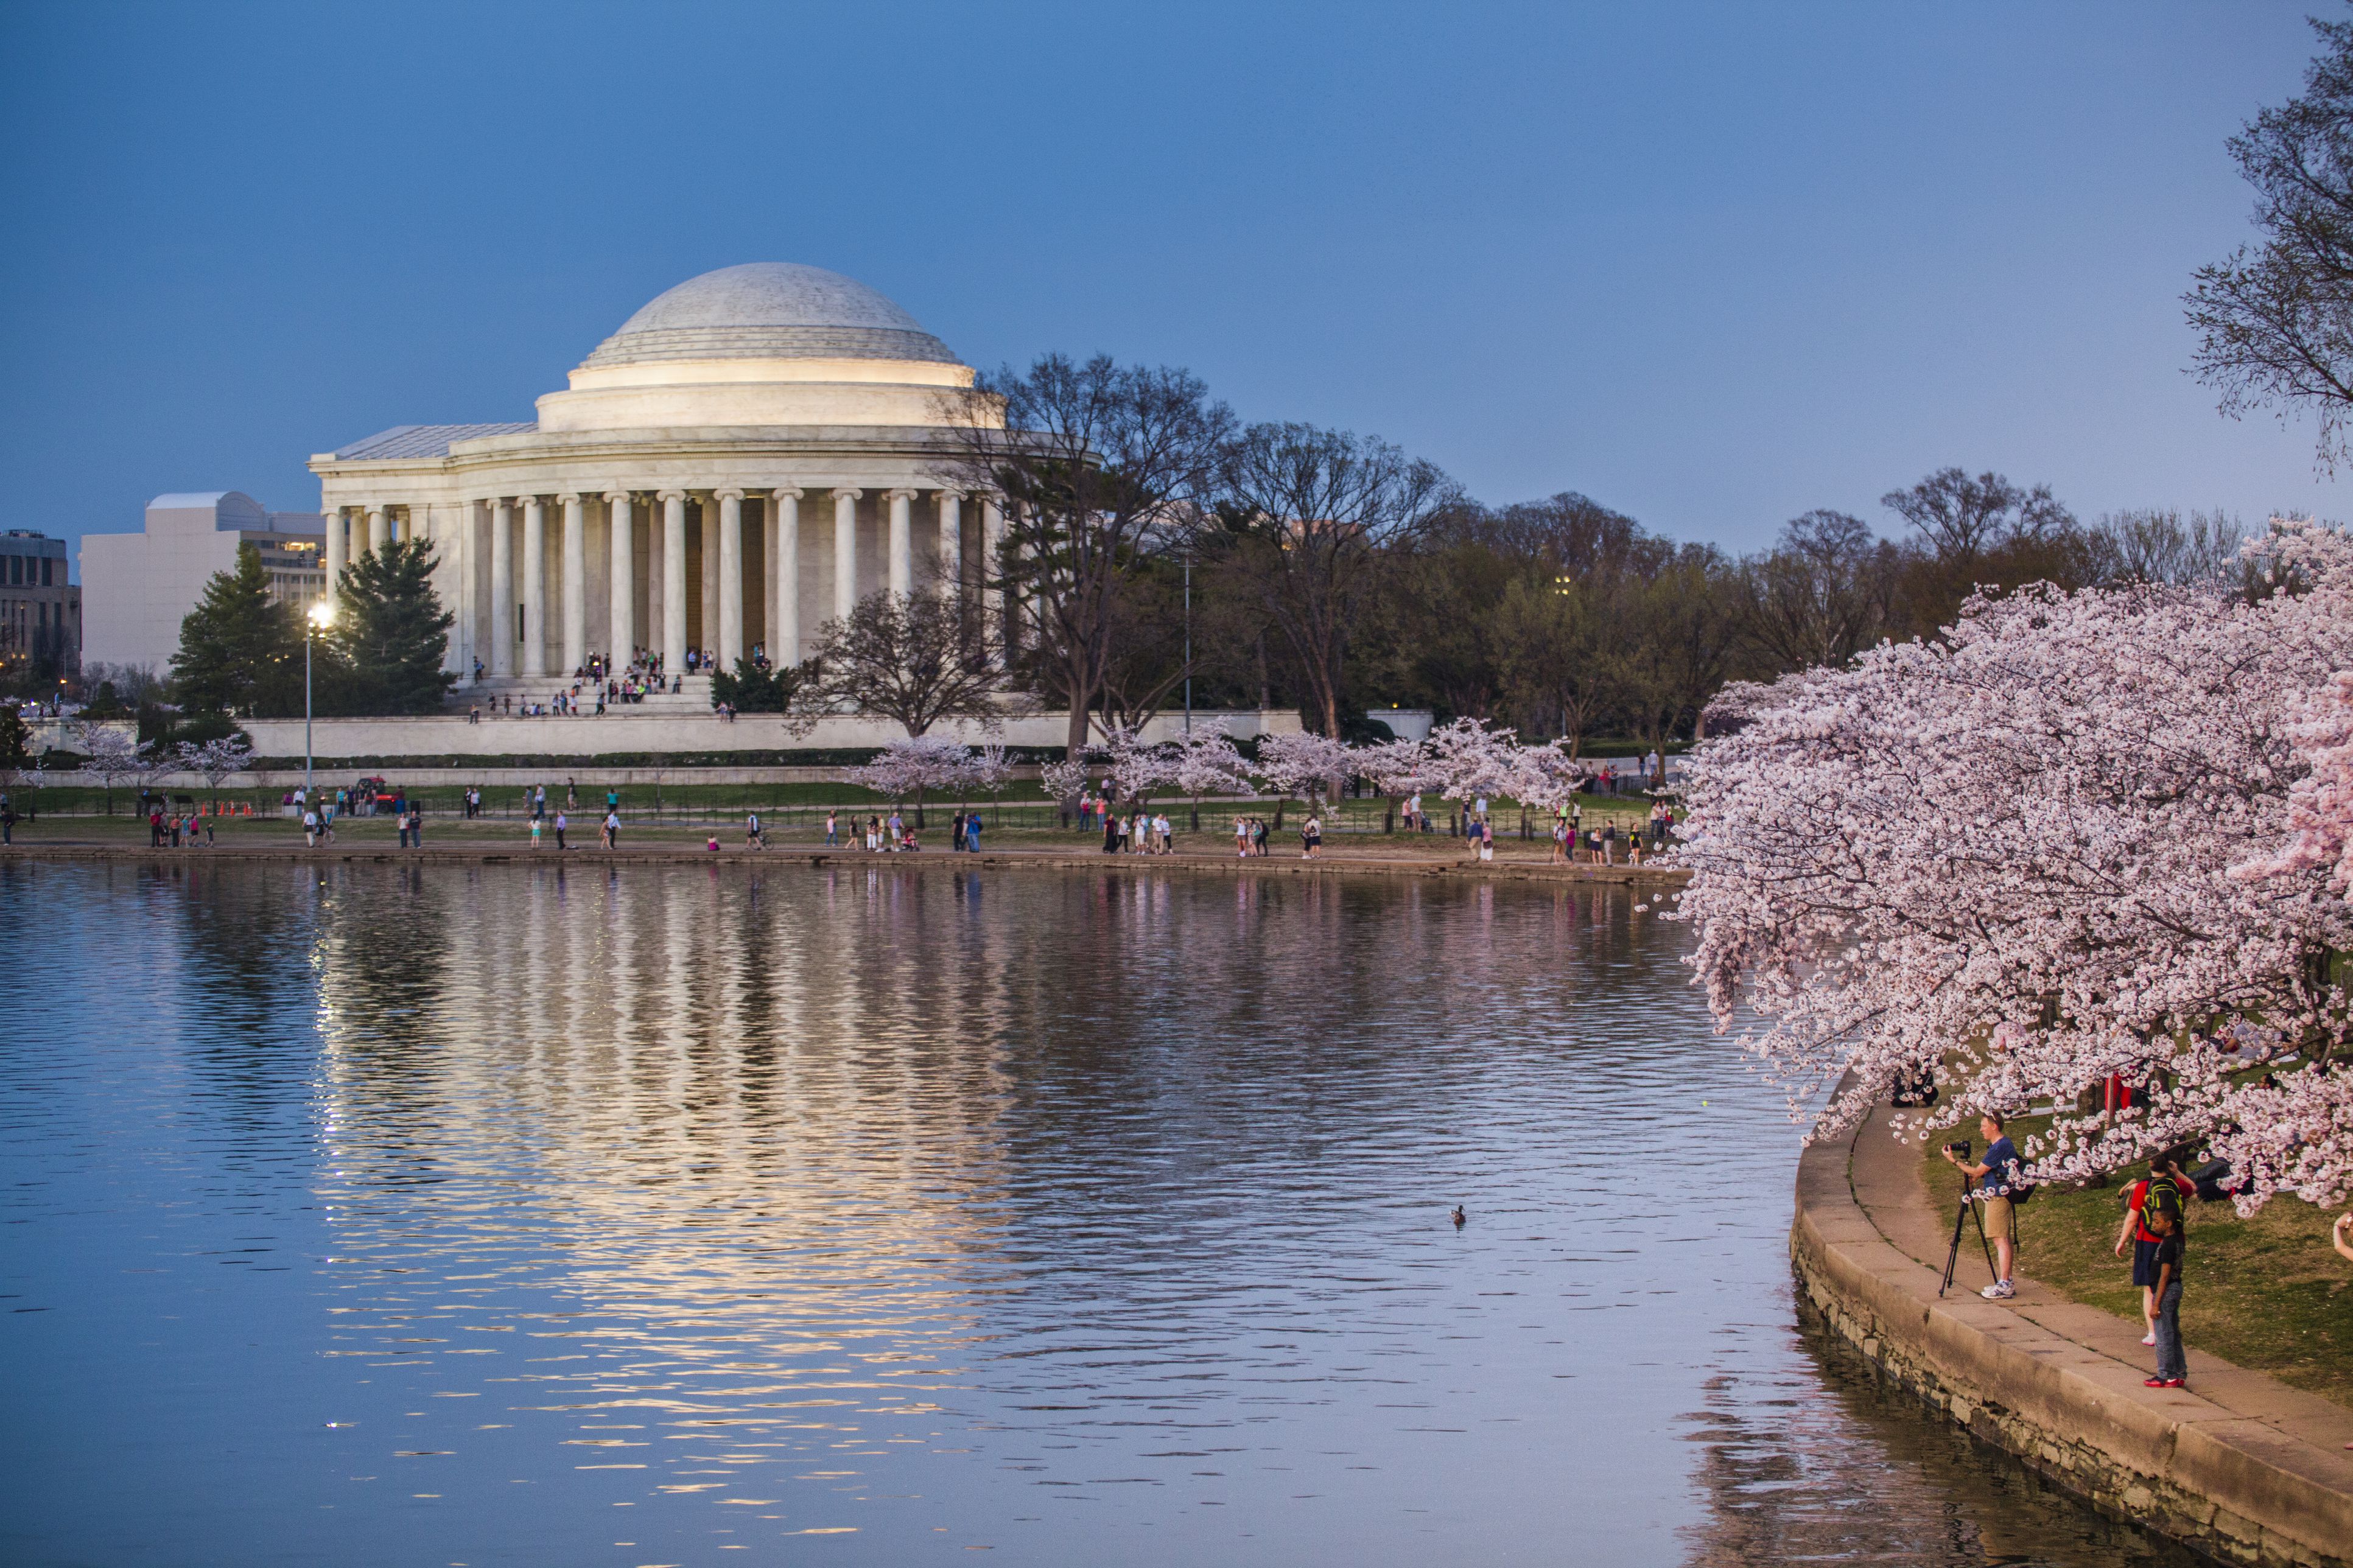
xmin=2115 ymin=1157 xmax=2185 ymax=1348
xmin=1943 ymin=1112 xmax=2025 ymax=1300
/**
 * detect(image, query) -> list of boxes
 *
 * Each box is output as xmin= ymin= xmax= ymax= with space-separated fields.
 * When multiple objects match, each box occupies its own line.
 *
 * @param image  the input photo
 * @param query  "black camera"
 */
xmin=1944 ymin=1139 xmax=1971 ymax=1159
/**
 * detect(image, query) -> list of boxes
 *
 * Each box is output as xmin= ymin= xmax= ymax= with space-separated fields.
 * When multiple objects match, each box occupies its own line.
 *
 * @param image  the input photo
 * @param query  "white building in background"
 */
xmin=79 ymin=491 xmax=324 ymax=674
xmin=305 ymin=262 xmax=1012 ymax=689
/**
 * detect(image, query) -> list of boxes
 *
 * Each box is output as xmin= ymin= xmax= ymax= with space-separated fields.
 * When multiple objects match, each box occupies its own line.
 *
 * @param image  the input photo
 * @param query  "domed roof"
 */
xmin=580 ymin=262 xmax=960 ymax=369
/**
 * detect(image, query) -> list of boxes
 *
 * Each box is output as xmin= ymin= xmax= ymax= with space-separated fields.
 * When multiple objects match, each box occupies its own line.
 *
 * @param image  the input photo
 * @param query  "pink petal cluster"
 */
xmin=1674 ymin=519 xmax=2353 ymax=1211
xmin=848 ymin=733 xmax=990 ymax=800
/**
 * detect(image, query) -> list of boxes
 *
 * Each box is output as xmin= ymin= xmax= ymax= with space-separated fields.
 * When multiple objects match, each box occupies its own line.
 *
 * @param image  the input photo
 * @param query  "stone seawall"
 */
xmin=1791 ymin=1104 xmax=2352 ymax=1566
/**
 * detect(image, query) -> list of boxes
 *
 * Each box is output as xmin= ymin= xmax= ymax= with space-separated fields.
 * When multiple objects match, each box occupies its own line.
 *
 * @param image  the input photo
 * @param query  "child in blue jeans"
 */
xmin=2143 ymin=1208 xmax=2186 ymax=1388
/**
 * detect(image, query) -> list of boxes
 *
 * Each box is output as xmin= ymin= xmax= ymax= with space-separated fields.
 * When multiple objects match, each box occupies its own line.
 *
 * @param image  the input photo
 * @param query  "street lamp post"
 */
xmin=305 ymin=600 xmax=335 ymax=794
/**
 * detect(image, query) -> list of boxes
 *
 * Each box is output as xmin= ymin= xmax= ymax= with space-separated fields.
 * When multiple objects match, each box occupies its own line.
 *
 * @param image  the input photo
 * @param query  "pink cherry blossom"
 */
xmin=1674 ymin=519 xmax=2353 ymax=1210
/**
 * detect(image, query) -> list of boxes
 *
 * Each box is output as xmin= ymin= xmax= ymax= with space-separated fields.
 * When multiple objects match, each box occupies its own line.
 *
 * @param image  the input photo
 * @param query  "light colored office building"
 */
xmin=0 ymin=530 xmax=81 ymax=681
xmin=79 ymin=492 xmax=325 ymax=674
xmin=306 ymin=261 xmax=1012 ymax=688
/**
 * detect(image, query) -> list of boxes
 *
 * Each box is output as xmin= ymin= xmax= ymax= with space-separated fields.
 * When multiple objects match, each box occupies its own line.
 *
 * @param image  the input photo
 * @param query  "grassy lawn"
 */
xmin=1918 ymin=1121 xmax=2353 ymax=1409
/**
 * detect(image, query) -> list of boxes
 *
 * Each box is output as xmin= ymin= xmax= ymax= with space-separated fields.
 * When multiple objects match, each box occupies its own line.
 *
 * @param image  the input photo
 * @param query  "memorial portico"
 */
xmin=307 ymin=263 xmax=1012 ymax=691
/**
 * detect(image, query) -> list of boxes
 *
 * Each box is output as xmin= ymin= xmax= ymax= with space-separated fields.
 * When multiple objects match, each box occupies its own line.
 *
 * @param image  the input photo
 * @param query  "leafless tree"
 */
xmin=1880 ymin=469 xmax=2074 ymax=567
xmin=2083 ymin=508 xmax=2246 ymax=586
xmin=2186 ymin=17 xmax=2353 ymax=467
xmin=938 ymin=353 xmax=1232 ymax=758
xmin=807 ymin=590 xmax=1010 ymax=739
xmin=1215 ymin=422 xmax=1454 ymax=738
xmin=1737 ymin=509 xmax=1897 ymax=670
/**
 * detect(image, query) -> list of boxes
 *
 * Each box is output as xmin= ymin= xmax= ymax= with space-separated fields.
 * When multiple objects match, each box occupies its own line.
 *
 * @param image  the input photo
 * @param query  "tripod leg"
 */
xmin=1973 ymin=1200 xmax=1997 ymax=1282
xmin=1940 ymin=1197 xmax=1971 ymax=1297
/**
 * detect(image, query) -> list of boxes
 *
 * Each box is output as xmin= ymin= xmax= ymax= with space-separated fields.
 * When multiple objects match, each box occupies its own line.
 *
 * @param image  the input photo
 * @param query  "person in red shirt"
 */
xmin=2114 ymin=1158 xmax=2184 ymax=1348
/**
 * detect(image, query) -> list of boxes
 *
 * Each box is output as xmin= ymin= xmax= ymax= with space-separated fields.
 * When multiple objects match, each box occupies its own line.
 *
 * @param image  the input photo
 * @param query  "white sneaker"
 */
xmin=1981 ymin=1280 xmax=2017 ymax=1300
xmin=2140 ymin=1332 xmax=2156 ymax=1346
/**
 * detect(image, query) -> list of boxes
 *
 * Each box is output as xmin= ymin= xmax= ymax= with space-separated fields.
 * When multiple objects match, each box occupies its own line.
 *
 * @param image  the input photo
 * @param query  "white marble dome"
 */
xmin=581 ymin=262 xmax=960 ymax=368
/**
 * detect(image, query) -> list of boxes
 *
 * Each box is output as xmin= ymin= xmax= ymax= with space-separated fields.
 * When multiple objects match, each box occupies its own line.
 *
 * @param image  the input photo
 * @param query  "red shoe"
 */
xmin=2144 ymin=1377 xmax=2169 ymax=1387
xmin=2164 ymin=1379 xmax=2186 ymax=1388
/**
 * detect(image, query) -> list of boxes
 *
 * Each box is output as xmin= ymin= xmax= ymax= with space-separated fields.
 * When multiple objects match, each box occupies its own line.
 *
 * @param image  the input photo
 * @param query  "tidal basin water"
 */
xmin=1 ymin=861 xmax=2197 ymax=1567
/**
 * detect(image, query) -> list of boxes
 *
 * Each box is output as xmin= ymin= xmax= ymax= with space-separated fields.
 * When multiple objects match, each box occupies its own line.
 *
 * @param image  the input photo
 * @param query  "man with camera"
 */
xmin=1943 ymin=1113 xmax=2022 ymax=1300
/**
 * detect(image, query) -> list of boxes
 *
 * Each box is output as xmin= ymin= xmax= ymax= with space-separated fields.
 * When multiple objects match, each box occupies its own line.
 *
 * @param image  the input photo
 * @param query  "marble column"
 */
xmin=323 ymin=506 xmax=346 ymax=598
xmin=366 ymin=505 xmax=388 ymax=556
xmin=698 ymin=496 xmax=720 ymax=659
xmin=983 ymin=495 xmax=1010 ymax=653
xmin=559 ymin=492 xmax=586 ymax=675
xmin=606 ymin=491 xmax=634 ymax=664
xmin=660 ymin=489 xmax=688 ymax=676
xmin=489 ymin=499 xmax=515 ymax=677
xmin=456 ymin=500 xmax=479 ymax=678
xmin=771 ymin=487 xmax=801 ymax=665
xmin=399 ymin=506 xmax=416 ymax=545
xmin=936 ymin=490 xmax=963 ymax=596
xmin=521 ymin=495 xmax=547 ymax=678
xmin=886 ymin=487 xmax=917 ymax=598
xmin=832 ymin=488 xmax=861 ymax=621
xmin=716 ymin=488 xmax=745 ymax=670
xmin=645 ymin=494 xmax=666 ymax=656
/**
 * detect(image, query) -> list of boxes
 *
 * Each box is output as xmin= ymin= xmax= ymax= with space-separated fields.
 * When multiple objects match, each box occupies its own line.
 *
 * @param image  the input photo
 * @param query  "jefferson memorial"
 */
xmin=310 ymin=263 xmax=1008 ymax=685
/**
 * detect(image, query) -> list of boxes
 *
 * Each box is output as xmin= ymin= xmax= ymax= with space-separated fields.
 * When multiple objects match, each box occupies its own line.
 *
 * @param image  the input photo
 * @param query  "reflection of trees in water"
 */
xmin=317 ymin=862 xmax=453 ymax=1102
xmin=1676 ymin=1302 xmax=2203 ymax=1568
xmin=144 ymin=862 xmax=328 ymax=1159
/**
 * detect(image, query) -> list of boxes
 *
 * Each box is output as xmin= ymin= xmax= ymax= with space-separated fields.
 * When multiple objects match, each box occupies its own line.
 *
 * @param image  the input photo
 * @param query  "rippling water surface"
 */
xmin=1 ymin=861 xmax=2197 ymax=1567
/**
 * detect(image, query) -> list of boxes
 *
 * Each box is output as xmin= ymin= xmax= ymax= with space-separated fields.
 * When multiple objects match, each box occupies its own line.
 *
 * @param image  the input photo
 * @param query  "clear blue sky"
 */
xmin=4 ymin=1 xmax=2345 ymax=577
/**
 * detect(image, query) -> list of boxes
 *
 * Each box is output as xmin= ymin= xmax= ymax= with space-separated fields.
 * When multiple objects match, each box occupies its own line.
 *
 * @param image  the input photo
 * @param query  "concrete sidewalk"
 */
xmin=1794 ymin=1100 xmax=2353 ymax=1565
xmin=0 ymin=838 xmax=1692 ymax=888
xmin=1853 ymin=1104 xmax=2353 ymax=1458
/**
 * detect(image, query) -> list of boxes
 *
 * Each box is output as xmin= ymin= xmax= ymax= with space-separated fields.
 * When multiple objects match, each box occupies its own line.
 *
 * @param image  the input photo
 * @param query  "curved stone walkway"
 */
xmin=1794 ymin=1098 xmax=2352 ymax=1565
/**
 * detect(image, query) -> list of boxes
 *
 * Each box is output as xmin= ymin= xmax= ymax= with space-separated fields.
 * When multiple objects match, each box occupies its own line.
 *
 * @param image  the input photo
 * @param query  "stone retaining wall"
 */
xmin=1791 ymin=1115 xmax=2351 ymax=1566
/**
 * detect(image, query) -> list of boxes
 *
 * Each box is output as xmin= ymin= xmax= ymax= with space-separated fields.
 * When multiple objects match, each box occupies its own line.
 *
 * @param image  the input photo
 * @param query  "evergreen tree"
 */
xmin=325 ymin=539 xmax=455 ymax=715
xmin=168 ymin=544 xmax=303 ymax=716
xmin=0 ymin=703 xmax=30 ymax=779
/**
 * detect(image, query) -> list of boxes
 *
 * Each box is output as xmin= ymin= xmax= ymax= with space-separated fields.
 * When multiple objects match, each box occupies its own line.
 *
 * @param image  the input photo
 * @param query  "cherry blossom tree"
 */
xmin=1675 ymin=520 xmax=2353 ymax=1210
xmin=1039 ymin=757 xmax=1090 ymax=823
xmin=966 ymin=743 xmax=1017 ymax=821
xmin=74 ymin=724 xmax=155 ymax=816
xmin=1252 ymin=729 xmax=1353 ymax=807
xmin=1096 ymin=724 xmax=1176 ymax=808
xmin=1168 ymin=722 xmax=1251 ymax=829
xmin=1355 ymin=735 xmax=1437 ymax=832
xmin=2236 ymin=669 xmax=2353 ymax=894
xmin=1417 ymin=717 xmax=1526 ymax=821
xmin=847 ymin=733 xmax=972 ymax=826
xmin=175 ymin=734 xmax=254 ymax=804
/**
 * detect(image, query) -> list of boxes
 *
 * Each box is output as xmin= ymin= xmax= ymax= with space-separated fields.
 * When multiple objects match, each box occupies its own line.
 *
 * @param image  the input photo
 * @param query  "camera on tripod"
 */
xmin=1943 ymin=1138 xmax=1971 ymax=1160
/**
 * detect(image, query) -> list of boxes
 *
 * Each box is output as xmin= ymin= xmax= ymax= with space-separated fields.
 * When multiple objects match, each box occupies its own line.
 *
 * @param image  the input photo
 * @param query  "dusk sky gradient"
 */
xmin=4 ymin=1 xmax=2349 ymax=578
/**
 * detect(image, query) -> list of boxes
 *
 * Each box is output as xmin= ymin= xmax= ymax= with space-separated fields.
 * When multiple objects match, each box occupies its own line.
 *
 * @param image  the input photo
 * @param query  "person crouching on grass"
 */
xmin=2144 ymin=1206 xmax=2186 ymax=1388
xmin=1941 ymin=1112 xmax=2021 ymax=1300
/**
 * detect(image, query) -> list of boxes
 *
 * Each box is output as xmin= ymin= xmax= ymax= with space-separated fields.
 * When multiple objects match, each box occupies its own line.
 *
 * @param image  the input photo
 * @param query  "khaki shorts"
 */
xmin=1979 ymin=1194 xmax=2016 ymax=1241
